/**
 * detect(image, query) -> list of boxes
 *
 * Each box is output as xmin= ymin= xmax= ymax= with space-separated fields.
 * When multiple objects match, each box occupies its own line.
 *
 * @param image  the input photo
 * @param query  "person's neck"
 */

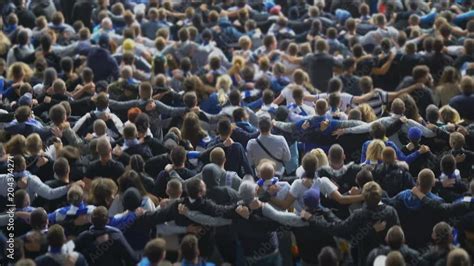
xmin=100 ymin=156 xmax=110 ymax=164
xmin=59 ymin=175 xmax=70 ymax=184
xmin=330 ymin=162 xmax=344 ymax=170
xmin=174 ymin=163 xmax=185 ymax=169
xmin=260 ymin=131 xmax=271 ymax=136
xmin=419 ymin=187 xmax=431 ymax=195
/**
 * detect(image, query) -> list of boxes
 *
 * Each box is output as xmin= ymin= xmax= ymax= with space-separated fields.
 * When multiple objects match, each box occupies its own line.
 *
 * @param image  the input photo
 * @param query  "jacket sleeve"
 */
xmin=198 ymin=200 xmax=239 ymax=219
xmin=421 ymin=197 xmax=472 ymax=218
xmin=30 ymin=175 xmax=68 ymax=200
xmin=108 ymin=99 xmax=142 ymax=111
xmin=116 ymin=231 xmax=140 ymax=264
xmin=239 ymin=144 xmax=254 ymax=176
xmin=154 ymin=100 xmax=187 ymax=117
xmin=185 ymin=210 xmax=232 ymax=226
xmin=262 ymin=203 xmax=308 ymax=227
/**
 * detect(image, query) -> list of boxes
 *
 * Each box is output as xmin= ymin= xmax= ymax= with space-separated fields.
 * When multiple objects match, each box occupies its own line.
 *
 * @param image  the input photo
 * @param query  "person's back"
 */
xmin=303 ymin=50 xmax=335 ymax=92
xmin=373 ymin=163 xmax=415 ymax=198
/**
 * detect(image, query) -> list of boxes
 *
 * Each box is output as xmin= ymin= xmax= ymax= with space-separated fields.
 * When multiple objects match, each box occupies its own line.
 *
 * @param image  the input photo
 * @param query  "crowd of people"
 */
xmin=0 ymin=0 xmax=474 ymax=265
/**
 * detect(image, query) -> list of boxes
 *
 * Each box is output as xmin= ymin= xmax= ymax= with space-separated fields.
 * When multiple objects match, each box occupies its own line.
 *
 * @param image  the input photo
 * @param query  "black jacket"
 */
xmin=373 ymin=163 xmax=415 ymax=198
xmin=366 ymin=244 xmax=420 ymax=266
xmin=74 ymin=226 xmax=139 ymax=266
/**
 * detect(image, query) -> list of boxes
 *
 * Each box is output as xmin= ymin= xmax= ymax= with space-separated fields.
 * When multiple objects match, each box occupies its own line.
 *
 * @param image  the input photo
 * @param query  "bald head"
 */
xmin=258 ymin=161 xmax=275 ymax=180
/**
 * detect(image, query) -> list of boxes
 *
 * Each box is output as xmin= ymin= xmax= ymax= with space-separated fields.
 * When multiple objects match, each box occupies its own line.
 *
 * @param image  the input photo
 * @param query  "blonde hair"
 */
xmin=216 ymin=74 xmax=232 ymax=106
xmin=0 ymin=32 xmax=11 ymax=56
xmin=7 ymin=62 xmax=33 ymax=81
xmin=439 ymin=105 xmax=461 ymax=124
xmin=358 ymin=104 xmax=377 ymax=122
xmin=26 ymin=133 xmax=43 ymax=155
xmin=310 ymin=148 xmax=328 ymax=168
xmin=366 ymin=139 xmax=385 ymax=162
xmin=228 ymin=56 xmax=245 ymax=76
xmin=5 ymin=134 xmax=27 ymax=156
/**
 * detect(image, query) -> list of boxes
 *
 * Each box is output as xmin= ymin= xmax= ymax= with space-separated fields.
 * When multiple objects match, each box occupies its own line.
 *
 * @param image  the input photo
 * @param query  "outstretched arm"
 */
xmin=185 ymin=211 xmax=232 ymax=226
xmin=262 ymin=203 xmax=308 ymax=227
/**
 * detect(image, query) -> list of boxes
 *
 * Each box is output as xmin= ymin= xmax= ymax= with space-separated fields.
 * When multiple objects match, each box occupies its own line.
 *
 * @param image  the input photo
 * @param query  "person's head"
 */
xmin=25 ymin=133 xmax=42 ymax=155
xmin=315 ymin=99 xmax=328 ymax=116
xmin=229 ymin=89 xmax=242 ymax=106
xmin=348 ymin=108 xmax=362 ymax=120
xmin=6 ymin=136 xmax=26 ymax=156
xmin=417 ymin=169 xmax=436 ymax=193
xmin=302 ymin=153 xmax=318 ymax=179
xmin=407 ymin=127 xmax=422 ymax=145
xmin=53 ymin=157 xmax=70 ymax=179
xmin=318 ymin=246 xmax=339 ymax=266
xmin=258 ymin=115 xmax=272 ymax=134
xmin=386 ymin=226 xmax=405 ymax=250
xmin=366 ymin=140 xmax=385 ymax=162
xmin=441 ymin=154 xmax=456 ymax=175
xmin=93 ymin=119 xmax=107 ymax=137
xmin=170 ymin=146 xmax=186 ymax=167
xmin=460 ymin=75 xmax=474 ymax=95
xmin=328 ymin=144 xmax=345 ymax=169
xmin=375 ymin=13 xmax=387 ymax=27
xmin=90 ymin=177 xmax=118 ymax=207
xmin=385 ymin=251 xmax=406 ymax=266
xmin=67 ymin=185 xmax=83 ymax=206
xmin=391 ymin=99 xmax=406 ymax=116
xmin=95 ymin=92 xmax=109 ymax=111
xmin=356 ymin=168 xmax=373 ymax=188
xmin=186 ymin=179 xmax=206 ymax=200
xmin=15 ymin=105 xmax=31 ymax=123
xmin=359 ymin=76 xmax=374 ymax=94
xmin=440 ymin=67 xmax=461 ymax=85
xmin=425 ymin=105 xmax=439 ymax=125
xmin=362 ymin=181 xmax=383 ymax=209
xmin=327 ymin=77 xmax=343 ymax=93
xmin=144 ymin=238 xmax=166 ymax=265
xmin=449 ymin=132 xmax=465 ymax=150
xmin=292 ymin=87 xmax=305 ymax=105
xmin=432 ymin=222 xmax=453 ymax=247
xmin=263 ymin=35 xmax=276 ymax=50
xmin=180 ymin=234 xmax=199 ymax=262
xmin=232 ymin=107 xmax=248 ymax=123
xmin=49 ymin=104 xmax=67 ymax=126
xmin=315 ymin=39 xmax=328 ymax=53
xmin=210 ymin=147 xmax=226 ymax=167
xmin=96 ymin=137 xmax=112 ymax=159
xmin=166 ymin=179 xmax=183 ymax=199
xmin=382 ymin=147 xmax=397 ymax=165
xmin=47 ymin=224 xmax=66 ymax=250
xmin=258 ymin=160 xmax=275 ymax=180
xmin=30 ymin=207 xmax=48 ymax=230
xmin=447 ymin=248 xmax=471 ymax=266
xmin=14 ymin=189 xmax=30 ymax=209
xmin=310 ymin=148 xmax=329 ymax=168
xmin=262 ymin=89 xmax=274 ymax=105
xmin=440 ymin=105 xmax=461 ymax=124
xmin=123 ymin=124 xmax=137 ymax=140
xmin=358 ymin=104 xmax=377 ymax=122
xmin=91 ymin=206 xmax=108 ymax=228
xmin=412 ymin=65 xmax=430 ymax=83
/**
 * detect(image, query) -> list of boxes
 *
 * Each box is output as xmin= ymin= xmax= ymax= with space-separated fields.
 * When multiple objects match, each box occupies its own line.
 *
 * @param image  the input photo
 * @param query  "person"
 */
xmin=138 ymin=238 xmax=167 ymax=266
xmin=419 ymin=222 xmax=456 ymax=266
xmin=84 ymin=137 xmax=125 ymax=183
xmin=246 ymin=115 xmax=291 ymax=176
xmin=35 ymin=224 xmax=88 ymax=266
xmin=74 ymin=206 xmax=139 ymax=266
xmin=366 ymin=226 xmax=420 ymax=266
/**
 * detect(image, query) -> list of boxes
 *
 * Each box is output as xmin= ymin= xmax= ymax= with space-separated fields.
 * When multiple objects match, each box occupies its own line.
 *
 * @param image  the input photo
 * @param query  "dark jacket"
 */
xmin=373 ymin=163 xmax=415 ymax=198
xmin=302 ymin=52 xmax=337 ymax=92
xmin=74 ymin=225 xmax=139 ymax=266
xmin=86 ymin=47 xmax=119 ymax=82
xmin=366 ymin=244 xmax=420 ymax=266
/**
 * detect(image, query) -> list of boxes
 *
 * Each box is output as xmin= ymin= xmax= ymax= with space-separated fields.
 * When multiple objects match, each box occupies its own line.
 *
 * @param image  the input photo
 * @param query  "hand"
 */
xmin=418 ymin=145 xmax=430 ymax=154
xmin=190 ymin=106 xmax=201 ymax=113
xmin=302 ymin=178 xmax=313 ymax=188
xmin=36 ymin=155 xmax=48 ymax=167
xmin=31 ymin=99 xmax=38 ymax=106
xmin=455 ymin=154 xmax=466 ymax=163
xmin=267 ymin=184 xmax=280 ymax=196
xmin=145 ymin=101 xmax=156 ymax=112
xmin=159 ymin=198 xmax=170 ymax=209
xmin=51 ymin=127 xmax=63 ymax=138
xmin=301 ymin=120 xmax=310 ymax=130
xmin=249 ymin=199 xmax=263 ymax=210
xmin=320 ymin=120 xmax=330 ymax=131
xmin=17 ymin=177 xmax=28 ymax=189
xmin=442 ymin=179 xmax=455 ymax=188
xmin=406 ymin=142 xmax=415 ymax=151
xmin=53 ymin=138 xmax=63 ymax=151
xmin=164 ymin=164 xmax=174 ymax=173
xmin=426 ymin=123 xmax=437 ymax=130
xmin=178 ymin=203 xmax=189 ymax=215
xmin=84 ymin=133 xmax=94 ymax=141
xmin=98 ymin=113 xmax=110 ymax=121
xmin=112 ymin=145 xmax=122 ymax=157
xmin=373 ymin=220 xmax=387 ymax=232
xmin=446 ymin=123 xmax=456 ymax=132
xmin=134 ymin=207 xmax=145 ymax=217
xmin=349 ymin=186 xmax=361 ymax=195
xmin=300 ymin=210 xmax=312 ymax=221
xmin=235 ymin=205 xmax=250 ymax=219
xmin=399 ymin=116 xmax=408 ymax=124
xmin=332 ymin=128 xmax=345 ymax=139
xmin=186 ymin=224 xmax=202 ymax=234
xmin=43 ymin=96 xmax=52 ymax=104
xmin=73 ymin=180 xmax=85 ymax=188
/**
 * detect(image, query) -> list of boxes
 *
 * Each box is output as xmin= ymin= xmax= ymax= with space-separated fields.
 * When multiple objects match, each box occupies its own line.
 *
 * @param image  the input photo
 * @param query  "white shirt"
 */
xmin=289 ymin=177 xmax=338 ymax=214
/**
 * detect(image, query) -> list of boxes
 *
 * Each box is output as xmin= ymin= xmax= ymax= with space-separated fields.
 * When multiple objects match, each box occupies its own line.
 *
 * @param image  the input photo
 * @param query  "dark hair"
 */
xmin=217 ymin=118 xmax=232 ymax=136
xmin=47 ymin=224 xmax=66 ymax=248
xmin=91 ymin=206 xmax=109 ymax=228
xmin=144 ymin=238 xmax=166 ymax=263
xmin=186 ymin=178 xmax=203 ymax=199
xmin=180 ymin=234 xmax=199 ymax=261
xmin=53 ymin=157 xmax=69 ymax=178
xmin=30 ymin=208 xmax=48 ymax=230
xmin=441 ymin=154 xmax=456 ymax=175
xmin=370 ymin=122 xmax=386 ymax=139
xmin=232 ymin=107 xmax=246 ymax=122
xmin=170 ymin=146 xmax=186 ymax=166
xmin=318 ymin=246 xmax=339 ymax=266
